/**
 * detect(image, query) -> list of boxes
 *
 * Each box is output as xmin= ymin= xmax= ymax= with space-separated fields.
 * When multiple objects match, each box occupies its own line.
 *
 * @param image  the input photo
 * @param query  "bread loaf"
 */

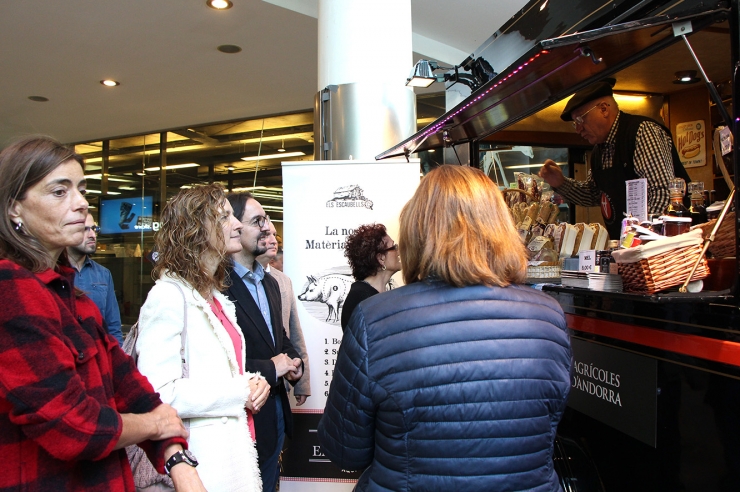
xmin=576 ymin=223 xmax=595 ymax=255
xmin=572 ymin=223 xmax=585 ymax=257
xmin=559 ymin=224 xmax=578 ymax=258
xmin=590 ymin=223 xmax=609 ymax=250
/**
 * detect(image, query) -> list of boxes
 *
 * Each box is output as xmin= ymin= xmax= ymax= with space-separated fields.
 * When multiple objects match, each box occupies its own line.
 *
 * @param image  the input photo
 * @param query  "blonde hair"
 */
xmin=153 ymin=184 xmax=230 ymax=294
xmin=399 ymin=165 xmax=527 ymax=287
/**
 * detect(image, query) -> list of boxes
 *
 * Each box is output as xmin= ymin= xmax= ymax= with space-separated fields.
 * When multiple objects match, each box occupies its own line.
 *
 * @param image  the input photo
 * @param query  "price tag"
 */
xmin=720 ymin=126 xmax=732 ymax=156
xmin=579 ymin=249 xmax=596 ymax=272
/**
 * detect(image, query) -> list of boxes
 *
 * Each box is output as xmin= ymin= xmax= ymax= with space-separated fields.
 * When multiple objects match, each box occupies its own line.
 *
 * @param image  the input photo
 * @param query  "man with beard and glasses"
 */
xmin=256 ymin=221 xmax=311 ymax=407
xmin=67 ymin=214 xmax=123 ymax=345
xmin=224 ymin=193 xmax=304 ymax=492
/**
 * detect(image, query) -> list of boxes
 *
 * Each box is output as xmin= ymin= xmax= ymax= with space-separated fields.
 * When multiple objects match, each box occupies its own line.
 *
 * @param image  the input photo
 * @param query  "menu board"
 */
xmin=626 ymin=178 xmax=648 ymax=223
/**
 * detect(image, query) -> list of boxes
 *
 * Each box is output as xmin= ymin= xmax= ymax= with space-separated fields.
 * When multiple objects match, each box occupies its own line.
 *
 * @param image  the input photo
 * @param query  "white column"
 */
xmin=317 ymin=0 xmax=416 ymax=160
xmin=318 ymin=0 xmax=412 ymax=88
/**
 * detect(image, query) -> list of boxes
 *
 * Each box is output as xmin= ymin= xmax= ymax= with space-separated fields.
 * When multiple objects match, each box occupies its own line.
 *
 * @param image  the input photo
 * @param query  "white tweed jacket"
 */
xmin=136 ymin=274 xmax=262 ymax=492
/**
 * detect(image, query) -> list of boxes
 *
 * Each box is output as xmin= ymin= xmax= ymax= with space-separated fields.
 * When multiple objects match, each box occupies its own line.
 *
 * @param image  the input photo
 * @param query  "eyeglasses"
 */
xmin=243 ymin=214 xmax=270 ymax=228
xmin=571 ymin=103 xmax=607 ymax=128
xmin=380 ymin=243 xmax=398 ymax=253
xmin=85 ymin=225 xmax=101 ymax=234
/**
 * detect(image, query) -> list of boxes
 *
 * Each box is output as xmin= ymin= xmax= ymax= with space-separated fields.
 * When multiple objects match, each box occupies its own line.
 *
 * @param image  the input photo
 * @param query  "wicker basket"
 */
xmin=617 ymin=244 xmax=709 ymax=294
xmin=693 ymin=211 xmax=736 ymax=259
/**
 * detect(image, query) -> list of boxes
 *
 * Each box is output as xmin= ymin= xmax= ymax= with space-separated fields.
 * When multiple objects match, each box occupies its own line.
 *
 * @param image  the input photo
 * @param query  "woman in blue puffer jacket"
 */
xmin=318 ymin=164 xmax=572 ymax=491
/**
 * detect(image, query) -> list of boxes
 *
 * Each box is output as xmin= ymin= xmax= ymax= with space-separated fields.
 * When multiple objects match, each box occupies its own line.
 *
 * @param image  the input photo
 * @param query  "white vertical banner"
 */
xmin=280 ymin=159 xmax=419 ymax=490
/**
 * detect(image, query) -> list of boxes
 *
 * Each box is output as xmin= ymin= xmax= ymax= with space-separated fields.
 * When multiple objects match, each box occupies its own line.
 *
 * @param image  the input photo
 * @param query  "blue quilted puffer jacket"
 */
xmin=318 ymin=279 xmax=571 ymax=492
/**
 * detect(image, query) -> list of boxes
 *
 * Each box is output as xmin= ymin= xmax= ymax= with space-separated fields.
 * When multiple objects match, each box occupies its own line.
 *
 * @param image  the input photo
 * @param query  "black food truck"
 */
xmin=378 ymin=0 xmax=739 ymax=490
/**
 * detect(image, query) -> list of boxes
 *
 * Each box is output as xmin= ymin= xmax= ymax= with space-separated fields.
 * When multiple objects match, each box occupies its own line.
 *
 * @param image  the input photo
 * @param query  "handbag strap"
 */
xmin=161 ymin=281 xmax=188 ymax=378
xmin=123 ymin=280 xmax=189 ymax=372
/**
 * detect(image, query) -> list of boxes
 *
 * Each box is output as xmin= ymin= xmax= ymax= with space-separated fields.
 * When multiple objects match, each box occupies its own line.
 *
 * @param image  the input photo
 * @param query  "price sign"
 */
xmin=579 ymin=249 xmax=596 ymax=272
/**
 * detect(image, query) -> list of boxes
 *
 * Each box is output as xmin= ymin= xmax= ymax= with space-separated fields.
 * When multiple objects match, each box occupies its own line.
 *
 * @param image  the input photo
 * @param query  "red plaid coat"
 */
xmin=0 ymin=260 xmax=187 ymax=491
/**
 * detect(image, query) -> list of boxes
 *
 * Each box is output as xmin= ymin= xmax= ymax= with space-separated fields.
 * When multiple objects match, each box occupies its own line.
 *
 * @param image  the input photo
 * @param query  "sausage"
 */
xmin=681 ymin=143 xmax=701 ymax=159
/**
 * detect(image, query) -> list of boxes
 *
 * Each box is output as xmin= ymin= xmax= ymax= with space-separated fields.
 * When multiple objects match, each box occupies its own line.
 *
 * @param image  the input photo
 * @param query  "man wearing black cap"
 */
xmin=539 ymin=78 xmax=691 ymax=239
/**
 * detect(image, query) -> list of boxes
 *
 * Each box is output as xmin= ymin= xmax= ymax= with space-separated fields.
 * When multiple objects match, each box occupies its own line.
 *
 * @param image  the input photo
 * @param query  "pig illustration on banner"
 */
xmin=298 ymin=273 xmax=353 ymax=323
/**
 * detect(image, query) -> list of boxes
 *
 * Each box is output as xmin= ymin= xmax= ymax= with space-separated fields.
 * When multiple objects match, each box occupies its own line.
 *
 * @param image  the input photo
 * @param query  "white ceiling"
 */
xmin=0 ymin=0 xmax=528 ymax=146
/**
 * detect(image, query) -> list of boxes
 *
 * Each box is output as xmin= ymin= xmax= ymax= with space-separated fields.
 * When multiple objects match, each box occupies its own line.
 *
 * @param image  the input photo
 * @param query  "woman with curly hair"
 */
xmin=135 ymin=184 xmax=270 ymax=491
xmin=340 ymin=223 xmax=401 ymax=330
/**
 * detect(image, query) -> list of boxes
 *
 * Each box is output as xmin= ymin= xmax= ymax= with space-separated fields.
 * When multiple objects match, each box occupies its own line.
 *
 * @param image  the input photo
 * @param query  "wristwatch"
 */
xmin=164 ymin=449 xmax=199 ymax=475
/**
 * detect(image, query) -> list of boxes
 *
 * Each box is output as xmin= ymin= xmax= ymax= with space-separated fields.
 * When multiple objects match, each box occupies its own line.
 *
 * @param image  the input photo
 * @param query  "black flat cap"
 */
xmin=560 ymin=78 xmax=616 ymax=121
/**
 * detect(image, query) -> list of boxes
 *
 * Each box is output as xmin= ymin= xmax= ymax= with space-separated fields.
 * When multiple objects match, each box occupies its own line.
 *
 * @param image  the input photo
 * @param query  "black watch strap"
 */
xmin=164 ymin=449 xmax=198 ymax=475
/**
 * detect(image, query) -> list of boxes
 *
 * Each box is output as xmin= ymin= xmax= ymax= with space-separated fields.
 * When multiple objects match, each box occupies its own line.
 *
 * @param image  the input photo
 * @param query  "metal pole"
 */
xmin=101 ymin=140 xmax=109 ymax=195
xmin=159 ymin=132 xmax=167 ymax=205
xmin=680 ymin=187 xmax=736 ymax=292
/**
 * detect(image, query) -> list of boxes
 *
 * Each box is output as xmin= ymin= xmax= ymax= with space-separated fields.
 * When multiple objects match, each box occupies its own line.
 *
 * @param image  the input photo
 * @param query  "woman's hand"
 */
xmin=246 ymin=377 xmax=270 ymax=413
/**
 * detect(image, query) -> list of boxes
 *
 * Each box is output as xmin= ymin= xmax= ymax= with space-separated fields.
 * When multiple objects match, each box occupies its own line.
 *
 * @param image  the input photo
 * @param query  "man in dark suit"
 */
xmin=225 ymin=192 xmax=304 ymax=492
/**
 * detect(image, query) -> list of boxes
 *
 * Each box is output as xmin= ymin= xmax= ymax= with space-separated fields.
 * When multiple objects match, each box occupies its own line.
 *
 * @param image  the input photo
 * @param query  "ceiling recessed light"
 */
xmin=28 ymin=96 xmax=49 ymax=102
xmin=217 ymin=44 xmax=242 ymax=54
xmin=207 ymin=0 xmax=233 ymax=9
xmin=673 ymin=70 xmax=700 ymax=84
xmin=100 ymin=79 xmax=120 ymax=87
xmin=227 ymin=166 xmax=235 ymax=171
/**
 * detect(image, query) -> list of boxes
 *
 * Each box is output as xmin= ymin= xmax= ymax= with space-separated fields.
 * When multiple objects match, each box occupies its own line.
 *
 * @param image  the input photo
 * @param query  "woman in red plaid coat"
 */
xmin=0 ymin=136 xmax=207 ymax=492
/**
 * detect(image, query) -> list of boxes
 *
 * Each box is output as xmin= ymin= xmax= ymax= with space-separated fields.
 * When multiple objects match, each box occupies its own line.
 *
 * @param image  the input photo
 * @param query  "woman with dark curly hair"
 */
xmin=136 ymin=184 xmax=270 ymax=491
xmin=340 ymin=223 xmax=401 ymax=330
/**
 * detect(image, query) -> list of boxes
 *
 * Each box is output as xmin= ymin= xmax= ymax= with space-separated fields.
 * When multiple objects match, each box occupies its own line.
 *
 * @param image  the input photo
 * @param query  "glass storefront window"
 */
xmin=74 ymin=111 xmax=315 ymax=328
xmin=73 ymin=96 xmax=445 ymax=329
